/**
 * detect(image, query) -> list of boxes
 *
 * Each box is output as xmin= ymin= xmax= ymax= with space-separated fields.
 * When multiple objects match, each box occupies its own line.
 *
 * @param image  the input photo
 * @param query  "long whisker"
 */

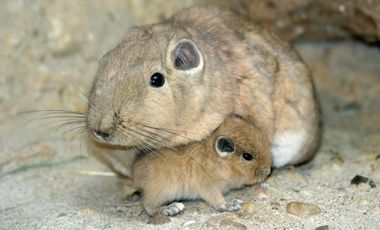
xmin=16 ymin=110 xmax=87 ymax=116
xmin=120 ymin=127 xmax=170 ymax=166
xmin=24 ymin=118 xmax=86 ymax=132
xmin=61 ymin=127 xmax=86 ymax=156
xmin=61 ymin=124 xmax=88 ymax=136
xmin=119 ymin=127 xmax=156 ymax=155
xmin=121 ymin=125 xmax=162 ymax=152
xmin=129 ymin=122 xmax=203 ymax=147
xmin=131 ymin=120 xmax=202 ymax=137
xmin=126 ymin=123 xmax=177 ymax=148
xmin=120 ymin=124 xmax=174 ymax=165
xmin=43 ymin=66 xmax=91 ymax=104
xmin=127 ymin=125 xmax=180 ymax=154
xmin=27 ymin=122 xmax=85 ymax=146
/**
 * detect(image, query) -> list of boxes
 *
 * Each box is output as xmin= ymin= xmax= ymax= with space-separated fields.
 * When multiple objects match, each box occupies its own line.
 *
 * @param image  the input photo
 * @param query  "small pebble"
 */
xmin=351 ymin=175 xmax=376 ymax=188
xmin=57 ymin=213 xmax=67 ymax=217
xmin=219 ymin=219 xmax=247 ymax=230
xmin=240 ymin=202 xmax=255 ymax=212
xmin=183 ymin=220 xmax=196 ymax=227
xmin=147 ymin=214 xmax=171 ymax=225
xmin=342 ymin=101 xmax=360 ymax=116
xmin=367 ymin=204 xmax=380 ymax=213
xmin=286 ymin=202 xmax=321 ymax=218
xmin=315 ymin=225 xmax=329 ymax=230
xmin=330 ymin=153 xmax=344 ymax=163
xmin=271 ymin=201 xmax=281 ymax=210
xmin=252 ymin=184 xmax=269 ymax=198
xmin=79 ymin=208 xmax=100 ymax=217
xmin=236 ymin=211 xmax=253 ymax=220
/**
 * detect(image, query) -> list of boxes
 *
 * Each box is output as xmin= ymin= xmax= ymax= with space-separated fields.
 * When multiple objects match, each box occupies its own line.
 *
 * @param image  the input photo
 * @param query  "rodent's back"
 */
xmin=172 ymin=6 xmax=320 ymax=167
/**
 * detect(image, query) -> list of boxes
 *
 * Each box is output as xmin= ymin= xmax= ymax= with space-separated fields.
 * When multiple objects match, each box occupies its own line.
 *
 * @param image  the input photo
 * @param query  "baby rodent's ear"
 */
xmin=167 ymin=38 xmax=204 ymax=73
xmin=215 ymin=136 xmax=235 ymax=158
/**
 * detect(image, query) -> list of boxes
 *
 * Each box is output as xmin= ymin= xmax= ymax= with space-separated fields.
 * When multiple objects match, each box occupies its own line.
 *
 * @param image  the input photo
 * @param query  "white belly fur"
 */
xmin=271 ymin=130 xmax=307 ymax=168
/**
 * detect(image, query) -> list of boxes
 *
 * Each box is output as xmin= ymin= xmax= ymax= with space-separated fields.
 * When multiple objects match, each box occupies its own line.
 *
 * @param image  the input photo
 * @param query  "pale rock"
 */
xmin=286 ymin=202 xmax=321 ymax=218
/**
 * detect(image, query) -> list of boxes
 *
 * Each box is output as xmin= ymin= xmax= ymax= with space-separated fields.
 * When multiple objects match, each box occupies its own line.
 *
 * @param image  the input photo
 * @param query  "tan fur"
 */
xmin=132 ymin=117 xmax=271 ymax=216
xmin=86 ymin=6 xmax=320 ymax=176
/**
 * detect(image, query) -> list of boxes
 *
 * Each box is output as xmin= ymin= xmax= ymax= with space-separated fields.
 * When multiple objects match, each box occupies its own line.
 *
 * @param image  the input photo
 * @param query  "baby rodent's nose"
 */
xmin=92 ymin=129 xmax=111 ymax=141
xmin=90 ymin=113 xmax=115 ymax=141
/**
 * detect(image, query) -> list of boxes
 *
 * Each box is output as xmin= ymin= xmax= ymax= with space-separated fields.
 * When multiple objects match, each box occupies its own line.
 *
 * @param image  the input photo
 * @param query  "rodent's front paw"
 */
xmin=217 ymin=199 xmax=243 ymax=212
xmin=160 ymin=202 xmax=185 ymax=216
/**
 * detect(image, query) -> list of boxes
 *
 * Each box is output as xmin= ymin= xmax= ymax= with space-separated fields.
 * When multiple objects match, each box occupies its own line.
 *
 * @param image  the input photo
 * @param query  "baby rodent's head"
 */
xmin=86 ymin=23 xmax=235 ymax=148
xmin=212 ymin=117 xmax=272 ymax=184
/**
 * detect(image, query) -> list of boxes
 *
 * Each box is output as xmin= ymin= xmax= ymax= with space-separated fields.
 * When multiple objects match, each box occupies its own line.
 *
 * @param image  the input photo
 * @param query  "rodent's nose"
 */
xmin=92 ymin=129 xmax=111 ymax=141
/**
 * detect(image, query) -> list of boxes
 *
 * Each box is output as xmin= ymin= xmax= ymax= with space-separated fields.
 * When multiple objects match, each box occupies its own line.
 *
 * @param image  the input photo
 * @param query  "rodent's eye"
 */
xmin=150 ymin=72 xmax=165 ymax=88
xmin=241 ymin=152 xmax=255 ymax=161
xmin=215 ymin=137 xmax=235 ymax=158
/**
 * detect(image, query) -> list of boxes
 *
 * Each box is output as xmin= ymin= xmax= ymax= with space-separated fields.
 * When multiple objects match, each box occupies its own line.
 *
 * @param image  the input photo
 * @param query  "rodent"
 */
xmin=86 ymin=6 xmax=320 ymax=177
xmin=132 ymin=117 xmax=272 ymax=216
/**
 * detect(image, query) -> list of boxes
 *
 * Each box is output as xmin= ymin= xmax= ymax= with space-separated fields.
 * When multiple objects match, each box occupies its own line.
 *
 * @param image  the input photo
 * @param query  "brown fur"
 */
xmin=86 ymin=6 xmax=320 ymax=176
xmin=132 ymin=117 xmax=271 ymax=216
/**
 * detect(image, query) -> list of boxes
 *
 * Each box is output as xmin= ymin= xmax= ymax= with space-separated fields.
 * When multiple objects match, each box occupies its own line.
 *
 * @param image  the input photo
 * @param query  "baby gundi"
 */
xmin=132 ymin=117 xmax=272 ymax=216
xmin=86 ymin=6 xmax=320 ymax=177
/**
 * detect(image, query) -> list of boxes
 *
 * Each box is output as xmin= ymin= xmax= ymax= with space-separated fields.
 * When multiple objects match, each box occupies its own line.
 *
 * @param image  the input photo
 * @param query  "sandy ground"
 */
xmin=1 ymin=1 xmax=380 ymax=229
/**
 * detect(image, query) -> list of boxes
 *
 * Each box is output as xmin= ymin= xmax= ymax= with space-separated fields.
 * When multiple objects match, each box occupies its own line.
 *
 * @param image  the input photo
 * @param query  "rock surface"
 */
xmin=147 ymin=214 xmax=171 ymax=225
xmin=0 ymin=1 xmax=380 ymax=229
xmin=219 ymin=219 xmax=248 ymax=230
xmin=236 ymin=0 xmax=380 ymax=42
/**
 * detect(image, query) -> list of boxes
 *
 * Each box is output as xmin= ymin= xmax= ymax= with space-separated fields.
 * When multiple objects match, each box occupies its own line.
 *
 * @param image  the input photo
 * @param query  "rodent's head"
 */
xmin=212 ymin=117 xmax=272 ymax=185
xmin=86 ymin=24 xmax=234 ymax=148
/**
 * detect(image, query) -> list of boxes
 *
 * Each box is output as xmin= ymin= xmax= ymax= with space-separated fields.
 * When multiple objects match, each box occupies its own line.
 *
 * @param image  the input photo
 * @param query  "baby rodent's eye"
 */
xmin=150 ymin=72 xmax=165 ymax=88
xmin=241 ymin=152 xmax=255 ymax=161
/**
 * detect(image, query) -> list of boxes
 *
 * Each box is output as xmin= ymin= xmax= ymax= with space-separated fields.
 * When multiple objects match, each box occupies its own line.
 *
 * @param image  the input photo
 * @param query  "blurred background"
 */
xmin=0 ymin=0 xmax=379 ymax=229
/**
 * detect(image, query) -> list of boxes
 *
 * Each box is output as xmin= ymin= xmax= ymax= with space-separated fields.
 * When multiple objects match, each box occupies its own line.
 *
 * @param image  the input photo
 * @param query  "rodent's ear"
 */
xmin=169 ymin=39 xmax=204 ymax=71
xmin=215 ymin=136 xmax=235 ymax=158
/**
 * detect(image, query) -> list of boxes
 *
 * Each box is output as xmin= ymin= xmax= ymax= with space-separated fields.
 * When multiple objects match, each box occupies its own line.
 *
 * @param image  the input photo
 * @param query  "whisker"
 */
xmin=126 ymin=125 xmax=177 ymax=152
xmin=127 ymin=124 xmax=176 ymax=147
xmin=23 ymin=119 xmax=86 ymax=146
xmin=16 ymin=110 xmax=86 ymax=116
xmin=43 ymin=66 xmax=91 ymax=105
xmin=61 ymin=125 xmax=88 ymax=136
xmin=22 ymin=117 xmax=86 ymax=128
xmin=120 ymin=124 xmax=175 ymax=161
xmin=119 ymin=128 xmax=154 ymax=155
xmin=131 ymin=120 xmax=204 ymax=138
xmin=24 ymin=119 xmax=86 ymax=133
xmin=62 ymin=128 xmax=88 ymax=157
xmin=121 ymin=127 xmax=170 ymax=165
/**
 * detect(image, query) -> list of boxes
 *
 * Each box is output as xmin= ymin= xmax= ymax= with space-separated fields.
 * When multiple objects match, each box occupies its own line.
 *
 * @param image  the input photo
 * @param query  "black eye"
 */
xmin=150 ymin=72 xmax=165 ymax=87
xmin=242 ymin=152 xmax=254 ymax=161
xmin=217 ymin=138 xmax=235 ymax=153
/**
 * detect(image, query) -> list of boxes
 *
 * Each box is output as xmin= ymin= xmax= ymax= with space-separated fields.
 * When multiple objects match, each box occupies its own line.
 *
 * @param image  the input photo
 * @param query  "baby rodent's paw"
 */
xmin=217 ymin=199 xmax=243 ymax=212
xmin=160 ymin=202 xmax=185 ymax=216
xmin=126 ymin=191 xmax=141 ymax=202
xmin=122 ymin=179 xmax=138 ymax=200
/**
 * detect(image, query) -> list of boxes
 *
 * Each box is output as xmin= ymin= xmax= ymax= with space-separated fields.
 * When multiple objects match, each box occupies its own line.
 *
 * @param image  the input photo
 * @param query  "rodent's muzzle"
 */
xmin=87 ymin=108 xmax=117 ymax=143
